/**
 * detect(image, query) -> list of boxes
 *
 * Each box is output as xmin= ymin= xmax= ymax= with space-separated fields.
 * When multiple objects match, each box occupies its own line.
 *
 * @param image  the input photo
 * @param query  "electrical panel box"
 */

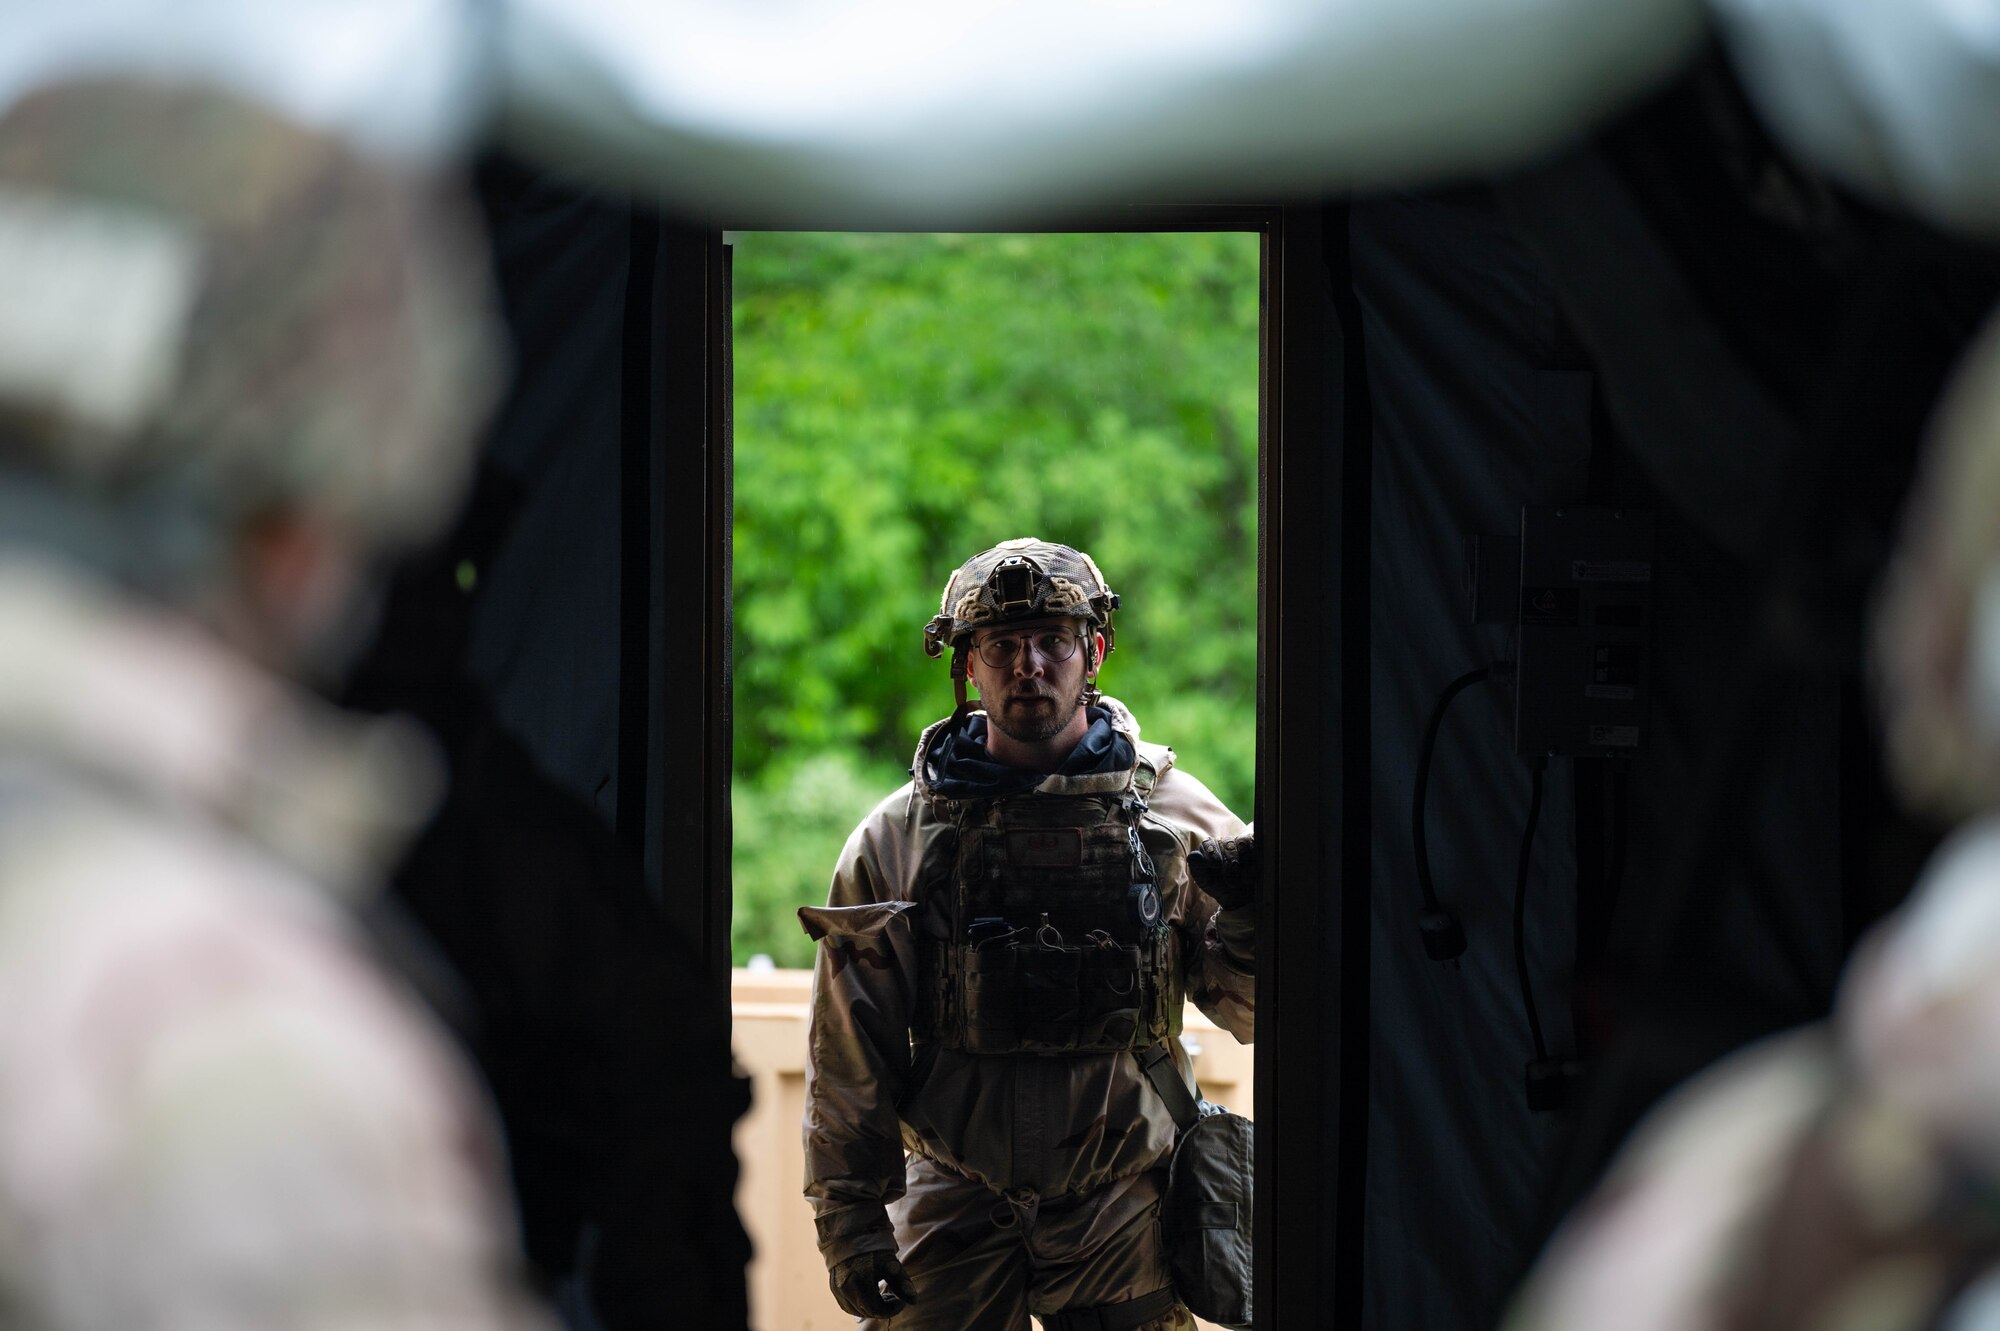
xmin=1513 ymin=507 xmax=1654 ymax=757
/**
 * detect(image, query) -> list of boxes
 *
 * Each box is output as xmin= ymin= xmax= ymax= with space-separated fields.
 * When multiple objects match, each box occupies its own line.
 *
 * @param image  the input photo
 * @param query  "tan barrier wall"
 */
xmin=732 ymin=968 xmax=1254 ymax=1330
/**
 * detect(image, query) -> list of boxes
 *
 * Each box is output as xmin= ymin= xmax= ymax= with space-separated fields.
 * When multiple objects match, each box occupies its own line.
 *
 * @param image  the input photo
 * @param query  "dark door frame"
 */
xmin=644 ymin=205 xmax=1353 ymax=1327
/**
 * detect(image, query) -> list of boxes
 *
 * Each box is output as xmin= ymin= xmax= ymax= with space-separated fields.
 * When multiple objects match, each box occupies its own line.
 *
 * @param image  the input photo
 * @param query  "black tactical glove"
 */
xmin=829 ymin=1250 xmax=918 ymax=1319
xmin=1188 ymin=833 xmax=1258 ymax=910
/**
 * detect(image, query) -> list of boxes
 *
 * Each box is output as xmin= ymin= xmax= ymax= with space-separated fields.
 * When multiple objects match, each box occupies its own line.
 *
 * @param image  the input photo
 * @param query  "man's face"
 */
xmin=967 ymin=617 xmax=1097 ymax=743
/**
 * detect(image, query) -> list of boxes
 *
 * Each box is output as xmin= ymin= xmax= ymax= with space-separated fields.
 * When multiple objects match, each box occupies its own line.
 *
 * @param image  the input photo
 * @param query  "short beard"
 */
xmin=986 ymin=675 xmax=1090 ymax=744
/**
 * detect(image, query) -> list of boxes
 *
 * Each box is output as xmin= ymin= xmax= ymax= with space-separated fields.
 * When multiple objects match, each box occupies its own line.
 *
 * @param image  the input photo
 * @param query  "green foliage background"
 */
xmin=731 ymin=231 xmax=1260 ymax=967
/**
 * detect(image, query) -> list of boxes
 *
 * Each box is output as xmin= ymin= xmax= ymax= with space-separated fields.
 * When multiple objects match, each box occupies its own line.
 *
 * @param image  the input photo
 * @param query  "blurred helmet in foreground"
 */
xmin=1876 ymin=315 xmax=2000 ymax=819
xmin=0 ymin=78 xmax=499 ymax=586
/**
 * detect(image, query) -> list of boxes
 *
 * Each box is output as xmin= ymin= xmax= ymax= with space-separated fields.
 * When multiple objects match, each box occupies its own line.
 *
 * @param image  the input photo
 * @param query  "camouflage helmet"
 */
xmin=0 ymin=78 xmax=498 ymax=586
xmin=924 ymin=537 xmax=1119 ymax=708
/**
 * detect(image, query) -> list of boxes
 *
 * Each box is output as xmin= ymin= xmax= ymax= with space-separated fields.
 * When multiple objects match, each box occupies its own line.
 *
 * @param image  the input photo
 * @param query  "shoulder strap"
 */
xmin=1134 ymin=1041 xmax=1202 ymax=1132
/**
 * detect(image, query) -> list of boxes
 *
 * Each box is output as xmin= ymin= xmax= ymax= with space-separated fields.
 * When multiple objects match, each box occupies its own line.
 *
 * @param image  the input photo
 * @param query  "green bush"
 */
xmin=732 ymin=231 xmax=1260 ymax=965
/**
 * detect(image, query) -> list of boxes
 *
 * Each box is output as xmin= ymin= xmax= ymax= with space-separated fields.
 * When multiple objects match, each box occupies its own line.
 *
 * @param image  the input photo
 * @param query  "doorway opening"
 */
xmin=728 ymin=229 xmax=1262 ymax=969
xmin=723 ymin=227 xmax=1264 ymax=1331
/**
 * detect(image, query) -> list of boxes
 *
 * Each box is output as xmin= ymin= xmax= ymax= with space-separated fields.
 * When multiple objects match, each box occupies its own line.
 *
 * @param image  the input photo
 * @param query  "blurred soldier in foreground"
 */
xmin=1504 ymin=318 xmax=2000 ymax=1331
xmin=801 ymin=539 xmax=1257 ymax=1329
xmin=0 ymin=79 xmax=550 ymax=1328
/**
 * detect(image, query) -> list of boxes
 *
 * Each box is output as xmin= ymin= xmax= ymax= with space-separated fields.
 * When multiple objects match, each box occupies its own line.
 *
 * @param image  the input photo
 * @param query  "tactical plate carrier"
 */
xmin=918 ymin=762 xmax=1183 ymax=1056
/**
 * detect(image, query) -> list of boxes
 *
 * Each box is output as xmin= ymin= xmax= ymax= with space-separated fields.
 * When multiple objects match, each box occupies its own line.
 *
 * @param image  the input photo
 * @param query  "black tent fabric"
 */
xmin=460 ymin=160 xmax=634 ymax=826
xmin=1332 ymin=52 xmax=1996 ymax=1328
xmin=342 ymin=158 xmax=751 ymax=1331
xmin=1349 ymin=186 xmax=1592 ymax=1329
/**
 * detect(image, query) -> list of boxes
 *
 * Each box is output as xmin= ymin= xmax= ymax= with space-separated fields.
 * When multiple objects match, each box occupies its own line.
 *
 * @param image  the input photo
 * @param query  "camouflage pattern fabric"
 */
xmin=923 ymin=537 xmax=1120 ymax=662
xmin=866 ymin=1158 xmax=1196 ymax=1330
xmin=800 ymin=696 xmax=1252 ymax=1328
xmin=1506 ymin=827 xmax=2000 ymax=1331
xmin=0 ymin=556 xmax=552 ymax=1330
xmin=1876 ymin=314 xmax=2000 ymax=821
xmin=0 ymin=74 xmax=541 ymax=1330
xmin=0 ymin=78 xmax=497 ymax=570
xmin=1501 ymin=1032 xmax=1838 ymax=1331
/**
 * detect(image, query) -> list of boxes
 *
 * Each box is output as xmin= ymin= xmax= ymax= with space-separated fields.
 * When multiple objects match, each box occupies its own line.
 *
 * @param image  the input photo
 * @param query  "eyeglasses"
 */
xmin=973 ymin=628 xmax=1084 ymax=669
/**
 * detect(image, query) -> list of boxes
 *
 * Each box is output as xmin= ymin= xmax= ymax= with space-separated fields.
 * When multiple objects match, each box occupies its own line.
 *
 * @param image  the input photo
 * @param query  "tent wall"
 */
xmin=1349 ymin=188 xmax=1593 ymax=1328
xmin=1334 ymin=57 xmax=1995 ymax=1327
xmin=463 ymin=164 xmax=633 ymax=828
xmin=363 ymin=160 xmax=751 ymax=1330
xmin=1336 ymin=180 xmax=1859 ymax=1327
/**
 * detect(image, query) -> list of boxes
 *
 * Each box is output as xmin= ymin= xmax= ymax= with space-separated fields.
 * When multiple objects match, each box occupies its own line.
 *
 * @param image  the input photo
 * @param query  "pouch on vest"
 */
xmin=927 ymin=784 xmax=1174 ymax=1056
xmin=962 ymin=930 xmax=1145 ymax=1055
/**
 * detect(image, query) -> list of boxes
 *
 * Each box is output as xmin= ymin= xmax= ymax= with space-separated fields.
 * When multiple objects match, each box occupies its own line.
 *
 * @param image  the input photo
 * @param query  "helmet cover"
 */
xmin=0 ymin=78 xmax=499 ymax=575
xmin=923 ymin=537 xmax=1120 ymax=662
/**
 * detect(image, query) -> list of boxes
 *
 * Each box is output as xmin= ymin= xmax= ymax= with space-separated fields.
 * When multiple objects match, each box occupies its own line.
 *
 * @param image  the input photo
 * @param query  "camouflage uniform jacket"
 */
xmin=802 ymin=696 xmax=1255 ymax=1268
xmin=0 ymin=556 xmax=551 ymax=1330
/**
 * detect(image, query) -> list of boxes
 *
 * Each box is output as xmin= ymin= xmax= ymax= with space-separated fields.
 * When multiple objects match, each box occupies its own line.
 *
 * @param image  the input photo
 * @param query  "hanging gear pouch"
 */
xmin=1162 ymin=1105 xmax=1254 ymax=1329
xmin=1136 ymin=1042 xmax=1253 ymax=1329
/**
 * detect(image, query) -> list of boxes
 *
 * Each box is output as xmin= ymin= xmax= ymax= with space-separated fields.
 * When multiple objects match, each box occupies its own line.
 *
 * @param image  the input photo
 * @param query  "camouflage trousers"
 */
xmin=862 ymin=1156 xmax=1196 ymax=1330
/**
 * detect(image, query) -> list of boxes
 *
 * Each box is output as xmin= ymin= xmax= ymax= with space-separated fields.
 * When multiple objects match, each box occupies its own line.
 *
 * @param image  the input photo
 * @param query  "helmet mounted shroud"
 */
xmin=923 ymin=538 xmax=1120 ymax=711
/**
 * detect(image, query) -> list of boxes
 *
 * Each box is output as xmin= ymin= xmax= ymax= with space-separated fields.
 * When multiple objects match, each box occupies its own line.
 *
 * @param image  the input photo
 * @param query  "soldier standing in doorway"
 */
xmin=801 ymin=538 xmax=1257 ymax=1330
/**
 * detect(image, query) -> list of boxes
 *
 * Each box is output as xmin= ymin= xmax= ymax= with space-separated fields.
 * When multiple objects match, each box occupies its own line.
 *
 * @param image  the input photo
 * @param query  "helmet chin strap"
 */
xmin=952 ymin=646 xmax=970 ymax=710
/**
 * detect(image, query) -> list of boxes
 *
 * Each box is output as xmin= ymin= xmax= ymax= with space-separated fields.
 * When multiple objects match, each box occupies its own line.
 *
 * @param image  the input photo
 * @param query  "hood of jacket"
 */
xmin=910 ymin=694 xmax=1175 ymax=806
